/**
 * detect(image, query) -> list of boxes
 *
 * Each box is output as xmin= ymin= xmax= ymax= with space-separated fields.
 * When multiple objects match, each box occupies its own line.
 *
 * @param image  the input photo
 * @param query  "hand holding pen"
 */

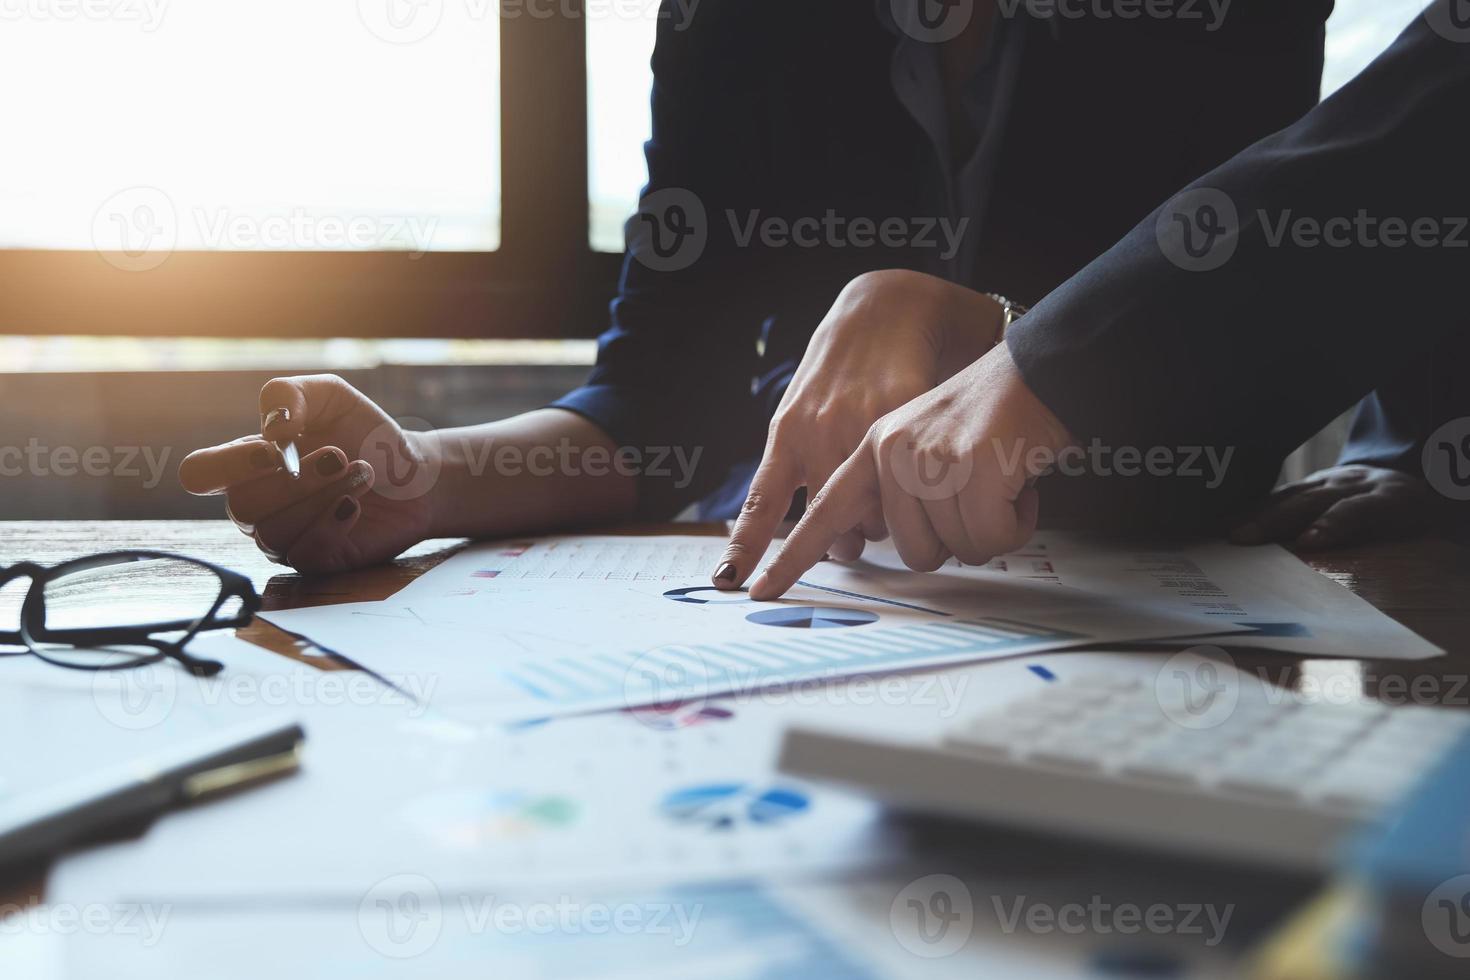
xmin=178 ymin=375 xmax=432 ymax=571
xmin=261 ymin=407 xmax=302 ymax=479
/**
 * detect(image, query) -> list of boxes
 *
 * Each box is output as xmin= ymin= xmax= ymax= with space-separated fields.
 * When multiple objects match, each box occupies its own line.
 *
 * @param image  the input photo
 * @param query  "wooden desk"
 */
xmin=3 ymin=520 xmax=1468 ymax=913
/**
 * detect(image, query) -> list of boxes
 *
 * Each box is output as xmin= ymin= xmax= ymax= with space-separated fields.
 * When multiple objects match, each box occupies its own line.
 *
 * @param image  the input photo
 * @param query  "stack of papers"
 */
xmin=39 ymin=532 xmax=1443 ymax=978
xmin=260 ymin=532 xmax=1441 ymax=727
xmin=46 ymin=646 xmax=1246 ymax=979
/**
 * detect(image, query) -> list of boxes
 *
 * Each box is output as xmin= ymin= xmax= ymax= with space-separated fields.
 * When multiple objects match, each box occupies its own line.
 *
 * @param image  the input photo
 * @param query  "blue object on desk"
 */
xmin=1346 ymin=726 xmax=1470 ymax=976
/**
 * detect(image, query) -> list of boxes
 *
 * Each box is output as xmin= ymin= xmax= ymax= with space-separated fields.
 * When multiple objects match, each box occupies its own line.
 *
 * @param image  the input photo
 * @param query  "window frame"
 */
xmin=0 ymin=8 xmax=623 ymax=340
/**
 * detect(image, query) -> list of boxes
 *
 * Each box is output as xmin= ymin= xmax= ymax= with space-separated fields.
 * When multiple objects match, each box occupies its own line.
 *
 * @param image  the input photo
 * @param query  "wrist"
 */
xmin=1007 ymin=353 xmax=1075 ymax=461
xmin=407 ymin=428 xmax=450 ymax=538
xmin=937 ymin=288 xmax=1006 ymax=381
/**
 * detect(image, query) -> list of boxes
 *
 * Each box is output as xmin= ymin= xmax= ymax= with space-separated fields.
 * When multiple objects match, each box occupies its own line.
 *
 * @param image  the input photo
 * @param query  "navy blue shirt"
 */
xmin=554 ymin=0 xmax=1333 ymax=523
xmin=1007 ymin=8 xmax=1470 ymax=540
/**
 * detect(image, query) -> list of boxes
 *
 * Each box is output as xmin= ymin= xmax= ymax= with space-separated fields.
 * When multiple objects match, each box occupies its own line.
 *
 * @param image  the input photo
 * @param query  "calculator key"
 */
xmin=1119 ymin=756 xmax=1200 ymax=786
xmin=1214 ymin=767 xmax=1306 ymax=802
xmin=1026 ymin=740 xmax=1105 ymax=772
xmin=1314 ymin=767 xmax=1417 ymax=812
xmin=944 ymin=724 xmax=1022 ymax=759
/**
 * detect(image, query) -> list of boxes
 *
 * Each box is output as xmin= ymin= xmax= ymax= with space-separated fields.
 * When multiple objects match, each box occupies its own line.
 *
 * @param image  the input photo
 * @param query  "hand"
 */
xmin=712 ymin=270 xmax=1004 ymax=588
xmin=747 ymin=342 xmax=1072 ymax=599
xmin=178 ymin=375 xmax=436 ymax=573
xmin=1230 ymin=464 xmax=1440 ymax=550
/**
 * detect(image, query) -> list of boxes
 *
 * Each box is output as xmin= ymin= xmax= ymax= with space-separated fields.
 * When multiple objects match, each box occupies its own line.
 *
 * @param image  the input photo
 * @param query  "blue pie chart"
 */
xmin=745 ymin=606 xmax=879 ymax=629
xmin=660 ymin=783 xmax=811 ymax=830
xmin=663 ymin=586 xmax=752 ymax=604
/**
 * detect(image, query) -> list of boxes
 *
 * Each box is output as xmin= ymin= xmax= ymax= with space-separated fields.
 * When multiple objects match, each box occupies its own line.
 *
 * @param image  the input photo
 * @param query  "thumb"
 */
xmin=259 ymin=374 xmax=360 ymax=441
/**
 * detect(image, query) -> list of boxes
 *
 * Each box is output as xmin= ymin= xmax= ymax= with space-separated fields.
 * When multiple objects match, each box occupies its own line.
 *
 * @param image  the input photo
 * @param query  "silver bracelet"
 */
xmin=985 ymin=293 xmax=1030 ymax=343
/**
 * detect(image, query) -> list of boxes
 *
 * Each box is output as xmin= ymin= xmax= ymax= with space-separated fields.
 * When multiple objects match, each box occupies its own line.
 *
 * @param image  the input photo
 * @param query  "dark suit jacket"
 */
xmin=555 ymin=0 xmax=1334 ymax=520
xmin=1009 ymin=4 xmax=1470 ymax=537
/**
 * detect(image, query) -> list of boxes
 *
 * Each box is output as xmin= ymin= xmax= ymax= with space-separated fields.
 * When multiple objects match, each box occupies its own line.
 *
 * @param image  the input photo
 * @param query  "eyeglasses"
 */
xmin=0 ymin=551 xmax=259 ymax=677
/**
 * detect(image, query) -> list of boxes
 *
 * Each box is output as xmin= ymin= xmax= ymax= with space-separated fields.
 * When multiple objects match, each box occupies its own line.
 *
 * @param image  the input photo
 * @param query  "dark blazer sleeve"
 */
xmin=550 ymin=4 xmax=760 ymax=518
xmin=1007 ymin=6 xmax=1470 ymax=533
xmin=551 ymin=1 xmax=895 ymax=519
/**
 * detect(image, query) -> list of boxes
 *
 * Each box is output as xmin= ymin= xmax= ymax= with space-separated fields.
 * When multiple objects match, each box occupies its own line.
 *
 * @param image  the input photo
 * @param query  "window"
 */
xmin=0 ymin=2 xmax=599 ymax=340
xmin=588 ymin=13 xmax=658 ymax=252
xmin=0 ymin=3 xmax=501 ymax=255
xmin=0 ymin=1 xmax=1436 ymax=345
xmin=1323 ymin=0 xmax=1427 ymax=97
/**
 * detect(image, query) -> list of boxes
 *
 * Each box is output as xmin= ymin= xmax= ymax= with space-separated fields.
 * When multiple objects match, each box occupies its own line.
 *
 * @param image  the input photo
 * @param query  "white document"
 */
xmin=880 ymin=533 xmax=1443 ymax=660
xmin=45 ymin=652 xmax=1120 ymax=901
xmin=50 ymin=881 xmax=882 ymax=980
xmin=0 ymin=635 xmax=307 ymax=825
xmin=44 ymin=680 xmax=903 ymax=902
xmin=47 ymin=871 xmax=1239 ymax=980
xmin=47 ymin=654 xmax=1179 ymax=980
xmin=263 ymin=535 xmax=1234 ymax=724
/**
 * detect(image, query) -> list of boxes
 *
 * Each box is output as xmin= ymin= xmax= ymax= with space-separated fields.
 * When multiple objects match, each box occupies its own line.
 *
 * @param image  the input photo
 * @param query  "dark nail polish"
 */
xmin=713 ymin=562 xmax=737 ymax=584
xmin=335 ymin=498 xmax=358 ymax=521
xmin=316 ymin=453 xmax=346 ymax=477
xmin=249 ymin=448 xmax=272 ymax=470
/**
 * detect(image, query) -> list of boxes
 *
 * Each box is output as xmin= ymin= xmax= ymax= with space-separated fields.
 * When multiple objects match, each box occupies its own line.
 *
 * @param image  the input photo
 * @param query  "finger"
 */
xmin=225 ymin=498 xmax=256 ymax=537
xmin=884 ymin=491 xmax=948 ymax=571
xmin=1230 ymin=486 xmax=1350 ymax=545
xmin=956 ymin=478 xmax=1039 ymax=563
xmin=828 ymin=528 xmax=866 ymax=562
xmin=224 ymin=447 xmax=351 ymax=527
xmin=807 ymin=450 xmax=866 ymax=562
xmin=1265 ymin=475 xmax=1330 ymax=502
xmin=860 ymin=514 xmax=890 ymax=543
xmin=713 ymin=454 xmax=800 ymax=588
xmin=259 ymin=374 xmax=359 ymax=442
xmin=1231 ymin=477 xmax=1336 ymax=543
xmin=252 ymin=528 xmax=286 ymax=565
xmin=286 ymin=496 xmax=364 ymax=575
xmin=876 ymin=453 xmax=949 ymax=573
xmin=749 ymin=453 xmax=878 ymax=600
xmin=1014 ymin=484 xmax=1041 ymax=546
xmin=1296 ymin=493 xmax=1386 ymax=550
xmin=923 ymin=496 xmax=988 ymax=566
xmin=254 ymin=462 xmax=374 ymax=556
xmin=178 ymin=436 xmax=278 ymax=495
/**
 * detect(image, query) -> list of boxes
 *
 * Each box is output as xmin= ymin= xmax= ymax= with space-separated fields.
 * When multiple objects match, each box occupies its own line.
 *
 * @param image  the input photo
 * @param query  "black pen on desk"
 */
xmin=262 ymin=407 xmax=302 ymax=479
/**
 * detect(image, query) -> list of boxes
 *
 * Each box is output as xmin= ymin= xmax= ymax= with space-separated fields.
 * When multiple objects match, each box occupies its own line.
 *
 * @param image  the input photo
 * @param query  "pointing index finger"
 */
xmin=748 ymin=452 xmax=877 ymax=600
xmin=712 ymin=454 xmax=799 ymax=589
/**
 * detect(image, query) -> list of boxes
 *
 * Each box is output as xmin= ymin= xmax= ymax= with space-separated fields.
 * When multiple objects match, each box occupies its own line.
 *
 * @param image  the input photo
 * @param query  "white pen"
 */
xmin=263 ymin=407 xmax=302 ymax=480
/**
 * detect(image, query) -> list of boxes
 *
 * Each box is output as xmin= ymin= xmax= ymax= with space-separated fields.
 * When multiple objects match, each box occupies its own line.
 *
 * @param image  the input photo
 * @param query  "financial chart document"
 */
xmin=263 ymin=536 xmax=1239 ymax=724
